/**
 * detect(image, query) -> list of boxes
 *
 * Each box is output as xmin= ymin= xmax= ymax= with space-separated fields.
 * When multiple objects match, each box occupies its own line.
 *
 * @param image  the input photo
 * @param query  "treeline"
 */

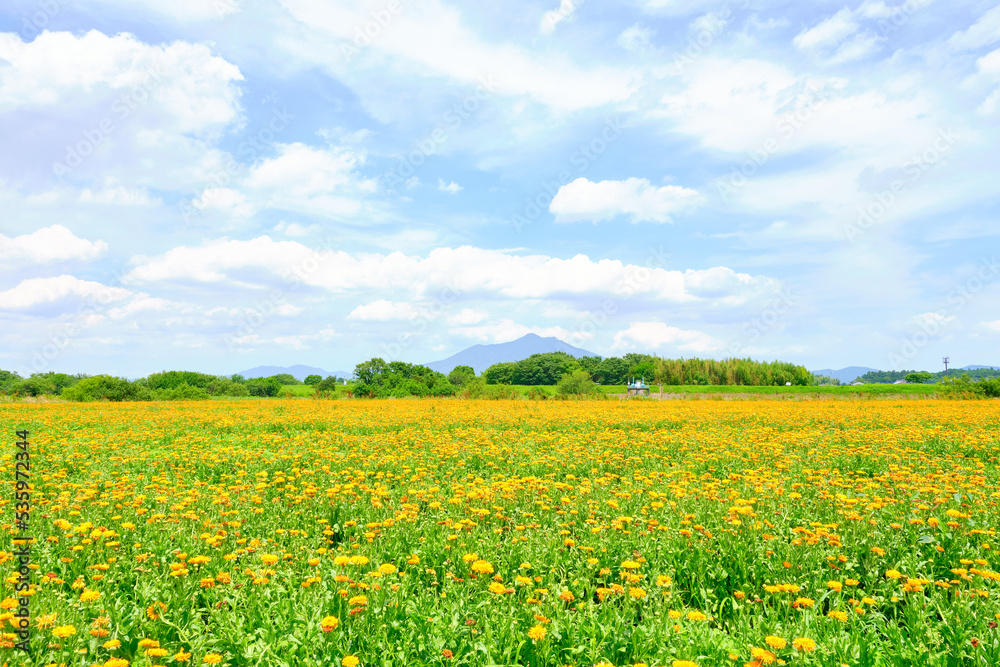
xmin=855 ymin=368 xmax=1000 ymax=384
xmin=482 ymin=353 xmax=815 ymax=387
xmin=0 ymin=368 xmax=345 ymax=402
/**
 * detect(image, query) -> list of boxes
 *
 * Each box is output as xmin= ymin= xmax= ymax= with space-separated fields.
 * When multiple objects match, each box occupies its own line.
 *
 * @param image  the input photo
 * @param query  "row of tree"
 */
xmin=853 ymin=368 xmax=1000 ymax=384
xmin=481 ymin=353 xmax=815 ymax=387
xmin=0 ymin=369 xmax=321 ymax=401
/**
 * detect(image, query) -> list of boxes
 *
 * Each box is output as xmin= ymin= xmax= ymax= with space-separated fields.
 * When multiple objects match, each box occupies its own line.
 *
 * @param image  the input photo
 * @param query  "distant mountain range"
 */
xmin=811 ymin=365 xmax=998 ymax=384
xmin=426 ymin=333 xmax=596 ymax=374
xmin=237 ymin=365 xmax=353 ymax=381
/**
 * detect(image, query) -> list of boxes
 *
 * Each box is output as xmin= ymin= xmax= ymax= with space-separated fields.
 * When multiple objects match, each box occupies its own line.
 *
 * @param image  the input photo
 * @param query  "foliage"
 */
xmin=352 ymin=358 xmax=455 ymax=397
xmin=304 ymin=374 xmax=322 ymax=385
xmin=268 ymin=373 xmax=302 ymax=385
xmin=244 ymin=377 xmax=283 ymax=397
xmin=150 ymin=383 xmax=211 ymax=401
xmin=555 ymin=369 xmax=598 ymax=396
xmin=60 ymin=375 xmax=151 ymax=402
xmin=484 ymin=354 xmax=814 ymax=387
xmin=905 ymin=371 xmax=934 ymax=384
xmin=482 ymin=352 xmax=580 ymax=386
xmin=447 ymin=365 xmax=476 ymax=387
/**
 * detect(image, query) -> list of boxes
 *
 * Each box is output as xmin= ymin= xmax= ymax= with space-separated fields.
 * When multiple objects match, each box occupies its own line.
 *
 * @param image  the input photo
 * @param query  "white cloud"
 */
xmin=984 ymin=320 xmax=1000 ymax=334
xmin=793 ymin=9 xmax=858 ymax=50
xmin=447 ymin=308 xmax=488 ymax=325
xmin=911 ymin=312 xmax=955 ymax=329
xmin=438 ymin=179 xmax=463 ymax=194
xmin=0 ymin=225 xmax=108 ymax=263
xmin=241 ymin=142 xmax=377 ymax=218
xmin=0 ymin=275 xmax=130 ymax=309
xmin=948 ymin=5 xmax=1000 ymax=52
xmin=617 ymin=24 xmax=653 ymax=53
xmin=347 ymin=300 xmax=420 ymax=321
xmin=125 ymin=237 xmax=776 ymax=305
xmin=107 ymin=296 xmax=176 ymax=319
xmin=550 ymin=177 xmax=700 ymax=223
xmin=278 ymin=0 xmax=638 ymax=111
xmin=540 ymin=0 xmax=579 ymax=34
xmin=0 ymin=31 xmax=243 ymax=130
xmin=612 ymin=322 xmax=723 ymax=353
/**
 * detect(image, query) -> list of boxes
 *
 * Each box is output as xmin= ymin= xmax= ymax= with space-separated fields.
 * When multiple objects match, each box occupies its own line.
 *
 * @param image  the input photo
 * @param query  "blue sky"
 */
xmin=1 ymin=0 xmax=999 ymax=378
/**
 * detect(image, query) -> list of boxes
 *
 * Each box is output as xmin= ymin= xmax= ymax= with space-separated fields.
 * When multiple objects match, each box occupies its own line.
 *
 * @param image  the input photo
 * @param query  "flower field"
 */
xmin=2 ymin=399 xmax=1000 ymax=667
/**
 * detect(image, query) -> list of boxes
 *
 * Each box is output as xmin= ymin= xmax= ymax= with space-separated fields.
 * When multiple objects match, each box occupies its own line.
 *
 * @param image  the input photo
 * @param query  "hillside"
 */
xmin=426 ymin=333 xmax=596 ymax=374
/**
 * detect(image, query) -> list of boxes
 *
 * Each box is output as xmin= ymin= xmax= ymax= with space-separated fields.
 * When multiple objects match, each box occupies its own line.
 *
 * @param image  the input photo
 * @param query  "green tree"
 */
xmin=905 ymin=371 xmax=934 ymax=384
xmin=556 ymin=370 xmax=597 ymax=396
xmin=448 ymin=366 xmax=476 ymax=387
xmin=483 ymin=362 xmax=516 ymax=385
xmin=304 ymin=374 xmax=322 ymax=385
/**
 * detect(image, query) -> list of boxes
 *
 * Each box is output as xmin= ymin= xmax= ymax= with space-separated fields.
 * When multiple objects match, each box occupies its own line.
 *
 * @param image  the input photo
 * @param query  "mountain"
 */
xmin=963 ymin=364 xmax=1000 ymax=370
xmin=426 ymin=333 xmax=597 ymax=375
xmin=237 ymin=365 xmax=352 ymax=381
xmin=810 ymin=366 xmax=879 ymax=384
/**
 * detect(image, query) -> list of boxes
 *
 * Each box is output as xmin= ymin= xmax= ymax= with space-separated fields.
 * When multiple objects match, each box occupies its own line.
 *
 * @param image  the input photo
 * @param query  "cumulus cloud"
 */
xmin=984 ymin=320 xmax=1000 ymax=334
xmin=0 ymin=275 xmax=130 ymax=309
xmin=612 ymin=322 xmax=723 ymax=353
xmin=0 ymin=225 xmax=108 ymax=263
xmin=550 ymin=177 xmax=700 ymax=223
xmin=125 ymin=237 xmax=776 ymax=305
xmin=437 ymin=179 xmax=463 ymax=194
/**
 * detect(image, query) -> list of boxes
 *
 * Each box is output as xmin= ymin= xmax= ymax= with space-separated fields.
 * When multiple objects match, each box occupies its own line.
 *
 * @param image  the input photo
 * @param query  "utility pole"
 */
xmin=943 ymin=356 xmax=950 ymax=377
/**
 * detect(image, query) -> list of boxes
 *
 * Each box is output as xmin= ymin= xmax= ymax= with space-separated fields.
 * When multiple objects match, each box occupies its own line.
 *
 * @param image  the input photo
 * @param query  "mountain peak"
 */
xmin=426 ymin=334 xmax=596 ymax=375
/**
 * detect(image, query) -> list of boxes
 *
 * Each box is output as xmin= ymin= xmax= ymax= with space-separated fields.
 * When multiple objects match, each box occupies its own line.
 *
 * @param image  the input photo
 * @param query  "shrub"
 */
xmin=556 ymin=370 xmax=598 ymax=397
xmin=62 ymin=376 xmax=151 ymax=402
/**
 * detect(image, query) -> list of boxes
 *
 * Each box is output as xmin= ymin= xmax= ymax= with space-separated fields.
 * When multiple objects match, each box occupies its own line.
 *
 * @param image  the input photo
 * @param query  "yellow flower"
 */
xmin=765 ymin=636 xmax=786 ymax=649
xmin=750 ymin=647 xmax=776 ymax=664
xmin=103 ymin=639 xmax=122 ymax=649
xmin=147 ymin=648 xmax=168 ymax=657
xmin=673 ymin=661 xmax=699 ymax=667
xmin=203 ymin=653 xmax=223 ymax=664
xmin=792 ymin=637 xmax=817 ymax=651
xmin=827 ymin=610 xmax=849 ymax=622
xmin=52 ymin=625 xmax=76 ymax=638
xmin=104 ymin=659 xmax=130 ymax=667
xmin=686 ymin=611 xmax=707 ymax=621
xmin=321 ymin=615 xmax=340 ymax=632
xmin=342 ymin=656 xmax=360 ymax=667
xmin=260 ymin=554 xmax=279 ymax=565
xmin=80 ymin=589 xmax=101 ymax=602
xmin=174 ymin=650 xmax=192 ymax=661
xmin=528 ymin=624 xmax=546 ymax=641
xmin=471 ymin=560 xmax=494 ymax=574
